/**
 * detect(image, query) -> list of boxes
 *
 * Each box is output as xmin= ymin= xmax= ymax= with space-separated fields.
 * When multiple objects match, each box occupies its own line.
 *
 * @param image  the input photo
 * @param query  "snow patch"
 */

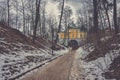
xmin=100 ymin=36 xmax=112 ymax=42
xmin=74 ymin=47 xmax=119 ymax=80
xmin=0 ymin=38 xmax=69 ymax=80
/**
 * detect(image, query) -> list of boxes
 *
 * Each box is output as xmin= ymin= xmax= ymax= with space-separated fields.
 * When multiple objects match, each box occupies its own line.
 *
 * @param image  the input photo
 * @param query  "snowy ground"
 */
xmin=0 ymin=38 xmax=69 ymax=80
xmin=70 ymin=47 xmax=119 ymax=80
xmin=0 ymin=50 xmax=68 ymax=80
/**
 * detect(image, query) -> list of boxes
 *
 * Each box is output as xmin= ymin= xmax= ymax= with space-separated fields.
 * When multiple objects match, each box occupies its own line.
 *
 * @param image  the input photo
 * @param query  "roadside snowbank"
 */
xmin=71 ymin=47 xmax=117 ymax=80
xmin=0 ymin=38 xmax=69 ymax=80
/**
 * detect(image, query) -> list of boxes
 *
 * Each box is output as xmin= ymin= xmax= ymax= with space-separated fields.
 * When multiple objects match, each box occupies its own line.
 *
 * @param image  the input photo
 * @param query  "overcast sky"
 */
xmin=45 ymin=0 xmax=84 ymax=22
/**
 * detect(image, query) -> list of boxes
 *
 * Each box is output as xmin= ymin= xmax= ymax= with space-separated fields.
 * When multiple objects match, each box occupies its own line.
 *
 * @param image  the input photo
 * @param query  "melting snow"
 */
xmin=72 ymin=47 xmax=118 ymax=80
xmin=100 ymin=36 xmax=112 ymax=42
xmin=0 ymin=38 xmax=69 ymax=80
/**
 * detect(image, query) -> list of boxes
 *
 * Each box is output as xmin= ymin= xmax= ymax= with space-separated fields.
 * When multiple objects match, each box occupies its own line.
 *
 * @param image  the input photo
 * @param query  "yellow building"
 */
xmin=58 ymin=28 xmax=87 ymax=40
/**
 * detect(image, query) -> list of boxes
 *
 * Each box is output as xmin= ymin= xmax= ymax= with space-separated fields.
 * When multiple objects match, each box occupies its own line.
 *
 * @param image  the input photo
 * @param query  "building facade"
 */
xmin=58 ymin=27 xmax=87 ymax=46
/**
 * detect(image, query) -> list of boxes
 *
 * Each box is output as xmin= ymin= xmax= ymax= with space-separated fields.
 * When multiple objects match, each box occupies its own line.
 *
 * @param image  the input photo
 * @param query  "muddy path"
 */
xmin=21 ymin=50 xmax=76 ymax=80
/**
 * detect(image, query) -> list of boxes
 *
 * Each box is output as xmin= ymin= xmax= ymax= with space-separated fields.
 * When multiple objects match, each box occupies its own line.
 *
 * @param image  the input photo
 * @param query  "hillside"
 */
xmin=0 ymin=23 xmax=53 ymax=53
xmin=0 ymin=21 xmax=50 ymax=52
xmin=0 ymin=22 xmax=68 ymax=80
xmin=83 ymin=34 xmax=120 ymax=79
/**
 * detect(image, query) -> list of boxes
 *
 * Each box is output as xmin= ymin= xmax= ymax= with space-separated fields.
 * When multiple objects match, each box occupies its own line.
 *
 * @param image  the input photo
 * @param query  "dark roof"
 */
xmin=68 ymin=23 xmax=79 ymax=29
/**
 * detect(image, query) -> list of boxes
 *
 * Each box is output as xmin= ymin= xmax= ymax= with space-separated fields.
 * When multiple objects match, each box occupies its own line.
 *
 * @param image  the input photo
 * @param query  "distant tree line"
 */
xmin=77 ymin=0 xmax=120 ymax=44
xmin=0 ymin=0 xmax=119 ymax=44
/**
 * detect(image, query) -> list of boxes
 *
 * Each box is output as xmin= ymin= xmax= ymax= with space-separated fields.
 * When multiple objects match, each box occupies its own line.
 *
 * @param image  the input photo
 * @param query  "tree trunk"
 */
xmin=55 ymin=0 xmax=65 ymax=42
xmin=33 ymin=0 xmax=41 ymax=42
xmin=102 ymin=0 xmax=112 ymax=32
xmin=7 ymin=0 xmax=10 ymax=26
xmin=93 ymin=0 xmax=98 ymax=33
xmin=113 ymin=0 xmax=119 ymax=34
xmin=93 ymin=0 xmax=99 ymax=43
xmin=21 ymin=0 xmax=26 ymax=34
xmin=42 ymin=8 xmax=46 ymax=38
xmin=15 ymin=0 xmax=18 ymax=29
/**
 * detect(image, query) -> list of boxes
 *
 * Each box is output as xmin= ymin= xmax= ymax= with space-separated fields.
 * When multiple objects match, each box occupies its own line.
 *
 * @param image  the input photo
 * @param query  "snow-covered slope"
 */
xmin=70 ymin=47 xmax=117 ymax=80
xmin=75 ymin=34 xmax=120 ymax=80
xmin=0 ymin=22 xmax=69 ymax=80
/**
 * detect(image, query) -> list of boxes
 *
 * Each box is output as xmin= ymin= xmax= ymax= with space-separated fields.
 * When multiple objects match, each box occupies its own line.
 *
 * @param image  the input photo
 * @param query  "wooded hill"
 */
xmin=0 ymin=21 xmax=51 ymax=54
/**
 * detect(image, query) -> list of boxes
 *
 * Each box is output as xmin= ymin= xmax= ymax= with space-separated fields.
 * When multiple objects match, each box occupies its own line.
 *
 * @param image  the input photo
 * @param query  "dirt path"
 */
xmin=21 ymin=50 xmax=76 ymax=80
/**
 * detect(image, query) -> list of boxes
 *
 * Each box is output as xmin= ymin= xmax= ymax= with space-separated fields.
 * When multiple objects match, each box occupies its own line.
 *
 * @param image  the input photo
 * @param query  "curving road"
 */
xmin=21 ymin=50 xmax=76 ymax=80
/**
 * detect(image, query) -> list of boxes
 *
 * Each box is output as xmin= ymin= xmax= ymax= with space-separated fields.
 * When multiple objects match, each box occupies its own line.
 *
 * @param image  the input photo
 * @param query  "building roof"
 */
xmin=68 ymin=23 xmax=79 ymax=29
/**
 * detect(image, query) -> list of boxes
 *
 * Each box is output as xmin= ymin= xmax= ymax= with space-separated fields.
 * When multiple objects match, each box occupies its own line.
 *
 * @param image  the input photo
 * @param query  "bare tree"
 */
xmin=7 ymin=0 xmax=10 ymax=26
xmin=0 ymin=1 xmax=7 ymax=21
xmin=21 ymin=0 xmax=26 ymax=34
xmin=102 ymin=0 xmax=112 ymax=32
xmin=33 ymin=0 xmax=41 ymax=42
xmin=93 ymin=0 xmax=99 ymax=33
xmin=93 ymin=0 xmax=99 ymax=43
xmin=55 ymin=0 xmax=65 ymax=42
xmin=41 ymin=3 xmax=46 ymax=38
xmin=15 ymin=0 xmax=19 ymax=29
xmin=113 ymin=0 xmax=119 ymax=34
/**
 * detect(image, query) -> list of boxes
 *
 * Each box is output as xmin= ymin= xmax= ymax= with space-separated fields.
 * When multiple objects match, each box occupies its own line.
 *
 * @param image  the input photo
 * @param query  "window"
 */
xmin=72 ymin=34 xmax=74 ymax=38
xmin=80 ymin=34 xmax=82 ymax=38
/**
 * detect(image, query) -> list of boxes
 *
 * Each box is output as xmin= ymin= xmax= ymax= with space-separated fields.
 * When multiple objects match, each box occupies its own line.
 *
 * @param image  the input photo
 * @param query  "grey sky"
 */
xmin=45 ymin=0 xmax=84 ymax=22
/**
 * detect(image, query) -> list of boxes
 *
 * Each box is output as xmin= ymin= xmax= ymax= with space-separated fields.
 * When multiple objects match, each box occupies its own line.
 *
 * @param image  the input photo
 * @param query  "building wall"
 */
xmin=58 ymin=29 xmax=87 ymax=40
